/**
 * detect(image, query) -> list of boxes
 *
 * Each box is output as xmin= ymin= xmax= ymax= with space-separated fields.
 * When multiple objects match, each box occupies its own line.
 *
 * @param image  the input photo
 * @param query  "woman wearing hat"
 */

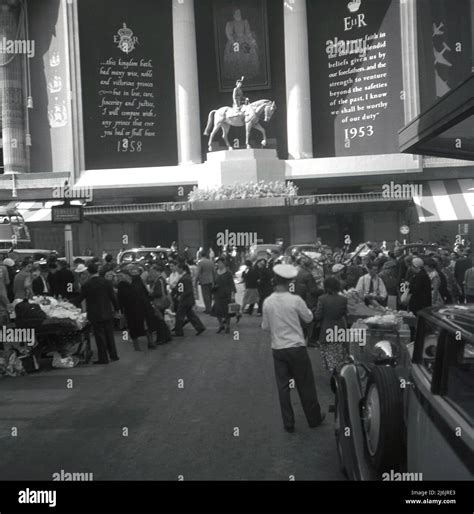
xmin=74 ymin=263 xmax=89 ymax=291
xmin=118 ymin=265 xmax=158 ymax=351
xmin=212 ymin=257 xmax=236 ymax=333
xmin=313 ymin=277 xmax=349 ymax=373
xmin=147 ymin=264 xmax=173 ymax=345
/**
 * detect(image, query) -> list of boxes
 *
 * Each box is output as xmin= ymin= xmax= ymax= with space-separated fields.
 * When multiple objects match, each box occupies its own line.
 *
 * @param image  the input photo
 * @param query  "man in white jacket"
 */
xmin=262 ymin=264 xmax=325 ymax=433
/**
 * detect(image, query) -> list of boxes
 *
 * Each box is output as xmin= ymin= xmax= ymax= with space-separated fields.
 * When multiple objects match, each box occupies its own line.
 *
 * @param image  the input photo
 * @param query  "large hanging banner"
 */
xmin=417 ymin=0 xmax=472 ymax=112
xmin=78 ymin=0 xmax=177 ymax=169
xmin=307 ymin=0 xmax=404 ymax=157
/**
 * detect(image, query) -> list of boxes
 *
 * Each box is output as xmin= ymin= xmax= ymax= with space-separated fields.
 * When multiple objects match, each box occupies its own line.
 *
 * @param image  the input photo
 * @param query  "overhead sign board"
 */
xmin=51 ymin=203 xmax=83 ymax=224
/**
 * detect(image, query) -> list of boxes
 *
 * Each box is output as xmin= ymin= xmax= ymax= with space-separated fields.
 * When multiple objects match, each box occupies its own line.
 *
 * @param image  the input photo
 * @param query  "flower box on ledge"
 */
xmin=190 ymin=197 xmax=287 ymax=211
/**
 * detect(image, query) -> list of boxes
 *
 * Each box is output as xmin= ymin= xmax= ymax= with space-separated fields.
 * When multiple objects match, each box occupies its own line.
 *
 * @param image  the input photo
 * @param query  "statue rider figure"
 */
xmin=232 ymin=76 xmax=249 ymax=116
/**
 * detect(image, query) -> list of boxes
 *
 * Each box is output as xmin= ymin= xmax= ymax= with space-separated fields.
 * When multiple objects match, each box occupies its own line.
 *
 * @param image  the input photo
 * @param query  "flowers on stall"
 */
xmin=29 ymin=297 xmax=88 ymax=330
xmin=187 ymin=180 xmax=299 ymax=202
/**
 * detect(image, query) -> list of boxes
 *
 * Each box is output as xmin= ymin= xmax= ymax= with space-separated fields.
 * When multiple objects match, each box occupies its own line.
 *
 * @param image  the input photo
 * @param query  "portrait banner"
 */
xmin=213 ymin=0 xmax=271 ymax=92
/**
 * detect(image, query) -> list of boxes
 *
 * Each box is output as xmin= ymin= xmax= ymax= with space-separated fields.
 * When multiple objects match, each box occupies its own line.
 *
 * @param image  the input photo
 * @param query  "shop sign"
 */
xmin=52 ymin=203 xmax=83 ymax=224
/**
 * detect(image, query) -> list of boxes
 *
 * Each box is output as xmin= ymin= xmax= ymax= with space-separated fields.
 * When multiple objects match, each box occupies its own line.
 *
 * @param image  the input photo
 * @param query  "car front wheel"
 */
xmin=362 ymin=366 xmax=404 ymax=474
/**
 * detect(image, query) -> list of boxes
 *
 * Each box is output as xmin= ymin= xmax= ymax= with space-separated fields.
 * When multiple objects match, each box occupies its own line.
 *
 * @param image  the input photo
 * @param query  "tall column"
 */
xmin=0 ymin=0 xmax=30 ymax=173
xmin=178 ymin=219 xmax=205 ymax=255
xmin=289 ymin=214 xmax=317 ymax=245
xmin=283 ymin=0 xmax=313 ymax=159
xmin=172 ymin=0 xmax=202 ymax=165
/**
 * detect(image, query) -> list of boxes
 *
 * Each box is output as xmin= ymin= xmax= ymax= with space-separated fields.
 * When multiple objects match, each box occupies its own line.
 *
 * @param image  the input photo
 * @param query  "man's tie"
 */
xmin=369 ymin=277 xmax=374 ymax=294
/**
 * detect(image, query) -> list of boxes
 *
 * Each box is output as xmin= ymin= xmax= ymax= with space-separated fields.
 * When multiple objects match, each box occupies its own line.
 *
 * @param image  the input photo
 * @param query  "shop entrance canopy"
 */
xmin=399 ymin=76 xmax=474 ymax=160
xmin=399 ymin=0 xmax=474 ymax=160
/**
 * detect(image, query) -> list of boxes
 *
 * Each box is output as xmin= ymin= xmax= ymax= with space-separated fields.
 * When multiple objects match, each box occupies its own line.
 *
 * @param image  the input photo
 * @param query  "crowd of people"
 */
xmin=258 ymin=241 xmax=473 ymax=433
xmin=1 ymin=239 xmax=472 ymax=371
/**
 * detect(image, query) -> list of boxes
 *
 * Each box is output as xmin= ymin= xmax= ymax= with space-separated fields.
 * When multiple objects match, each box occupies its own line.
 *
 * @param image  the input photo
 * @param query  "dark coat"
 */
xmin=32 ymin=275 xmax=53 ymax=296
xmin=379 ymin=269 xmax=399 ymax=296
xmin=212 ymin=270 xmax=236 ymax=318
xmin=313 ymin=293 xmax=348 ymax=344
xmin=257 ymin=266 xmax=273 ymax=296
xmin=174 ymin=273 xmax=196 ymax=308
xmin=242 ymin=267 xmax=259 ymax=289
xmin=408 ymin=268 xmax=432 ymax=315
xmin=295 ymin=267 xmax=319 ymax=309
xmin=117 ymin=277 xmax=156 ymax=338
xmin=55 ymin=268 xmax=76 ymax=299
xmin=454 ymin=257 xmax=471 ymax=286
xmin=77 ymin=275 xmax=118 ymax=322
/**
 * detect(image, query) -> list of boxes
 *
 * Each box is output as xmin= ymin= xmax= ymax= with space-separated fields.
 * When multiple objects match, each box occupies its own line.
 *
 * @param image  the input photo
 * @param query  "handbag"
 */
xmin=228 ymin=302 xmax=241 ymax=315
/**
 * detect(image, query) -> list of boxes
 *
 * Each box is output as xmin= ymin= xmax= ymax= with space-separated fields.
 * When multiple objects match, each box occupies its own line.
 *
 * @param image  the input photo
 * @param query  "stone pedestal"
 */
xmin=199 ymin=149 xmax=286 ymax=189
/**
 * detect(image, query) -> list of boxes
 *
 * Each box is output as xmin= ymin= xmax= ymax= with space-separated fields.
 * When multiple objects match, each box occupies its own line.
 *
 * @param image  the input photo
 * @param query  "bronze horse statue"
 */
xmin=203 ymin=99 xmax=276 ymax=152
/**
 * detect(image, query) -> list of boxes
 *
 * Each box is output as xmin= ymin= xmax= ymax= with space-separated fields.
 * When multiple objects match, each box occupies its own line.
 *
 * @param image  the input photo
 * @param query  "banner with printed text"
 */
xmin=307 ymin=0 xmax=404 ymax=157
xmin=78 ymin=0 xmax=177 ymax=169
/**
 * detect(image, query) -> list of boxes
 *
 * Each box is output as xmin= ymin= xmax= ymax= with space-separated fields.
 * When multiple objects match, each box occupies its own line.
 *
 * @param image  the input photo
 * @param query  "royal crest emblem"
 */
xmin=347 ymin=0 xmax=361 ymax=13
xmin=49 ymin=51 xmax=60 ymax=67
xmin=47 ymin=75 xmax=62 ymax=94
xmin=48 ymin=102 xmax=68 ymax=128
xmin=114 ymin=23 xmax=138 ymax=54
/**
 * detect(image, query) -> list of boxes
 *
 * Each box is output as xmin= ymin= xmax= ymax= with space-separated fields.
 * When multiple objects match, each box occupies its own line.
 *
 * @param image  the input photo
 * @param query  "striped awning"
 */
xmin=413 ymin=179 xmax=474 ymax=223
xmin=8 ymin=201 xmax=82 ymax=223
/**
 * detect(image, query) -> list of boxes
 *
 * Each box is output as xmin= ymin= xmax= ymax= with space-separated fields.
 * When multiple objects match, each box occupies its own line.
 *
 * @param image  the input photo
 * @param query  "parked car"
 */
xmin=116 ymin=247 xmax=173 ymax=265
xmin=284 ymin=244 xmax=325 ymax=262
xmin=0 ymin=249 xmax=52 ymax=263
xmin=333 ymin=305 xmax=474 ymax=480
xmin=396 ymin=243 xmax=444 ymax=255
xmin=283 ymin=244 xmax=327 ymax=286
xmin=248 ymin=243 xmax=282 ymax=262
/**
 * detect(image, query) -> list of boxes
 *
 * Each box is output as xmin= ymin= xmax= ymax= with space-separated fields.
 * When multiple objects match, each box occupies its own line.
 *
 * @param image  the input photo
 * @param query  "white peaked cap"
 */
xmin=273 ymin=264 xmax=298 ymax=280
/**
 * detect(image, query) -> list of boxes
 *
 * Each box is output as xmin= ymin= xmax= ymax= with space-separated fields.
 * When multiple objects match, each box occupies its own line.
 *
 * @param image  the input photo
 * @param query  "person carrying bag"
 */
xmin=148 ymin=265 xmax=173 ymax=345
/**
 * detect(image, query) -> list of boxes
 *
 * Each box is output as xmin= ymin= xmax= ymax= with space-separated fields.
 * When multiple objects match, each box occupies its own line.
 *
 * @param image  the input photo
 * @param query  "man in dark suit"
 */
xmin=55 ymin=260 xmax=76 ymax=299
xmin=408 ymin=257 xmax=432 ymax=315
xmin=32 ymin=262 xmax=53 ymax=296
xmin=77 ymin=263 xmax=119 ymax=364
xmin=173 ymin=262 xmax=205 ymax=337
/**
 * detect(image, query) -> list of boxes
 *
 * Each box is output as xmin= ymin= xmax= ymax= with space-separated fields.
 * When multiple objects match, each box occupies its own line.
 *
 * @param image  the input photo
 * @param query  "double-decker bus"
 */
xmin=0 ymin=206 xmax=31 ymax=251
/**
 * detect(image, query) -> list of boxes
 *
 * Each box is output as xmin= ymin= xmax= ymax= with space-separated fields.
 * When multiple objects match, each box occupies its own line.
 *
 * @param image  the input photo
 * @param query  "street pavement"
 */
xmin=0 ymin=306 xmax=345 ymax=481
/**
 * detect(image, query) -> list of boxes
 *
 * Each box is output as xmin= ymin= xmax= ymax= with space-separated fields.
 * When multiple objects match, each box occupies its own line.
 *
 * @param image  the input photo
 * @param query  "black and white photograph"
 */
xmin=0 ymin=0 xmax=473 ymax=512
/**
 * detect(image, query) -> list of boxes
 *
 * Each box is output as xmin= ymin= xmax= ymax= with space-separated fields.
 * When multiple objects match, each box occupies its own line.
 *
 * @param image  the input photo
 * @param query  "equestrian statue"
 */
xmin=203 ymin=76 xmax=276 ymax=152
